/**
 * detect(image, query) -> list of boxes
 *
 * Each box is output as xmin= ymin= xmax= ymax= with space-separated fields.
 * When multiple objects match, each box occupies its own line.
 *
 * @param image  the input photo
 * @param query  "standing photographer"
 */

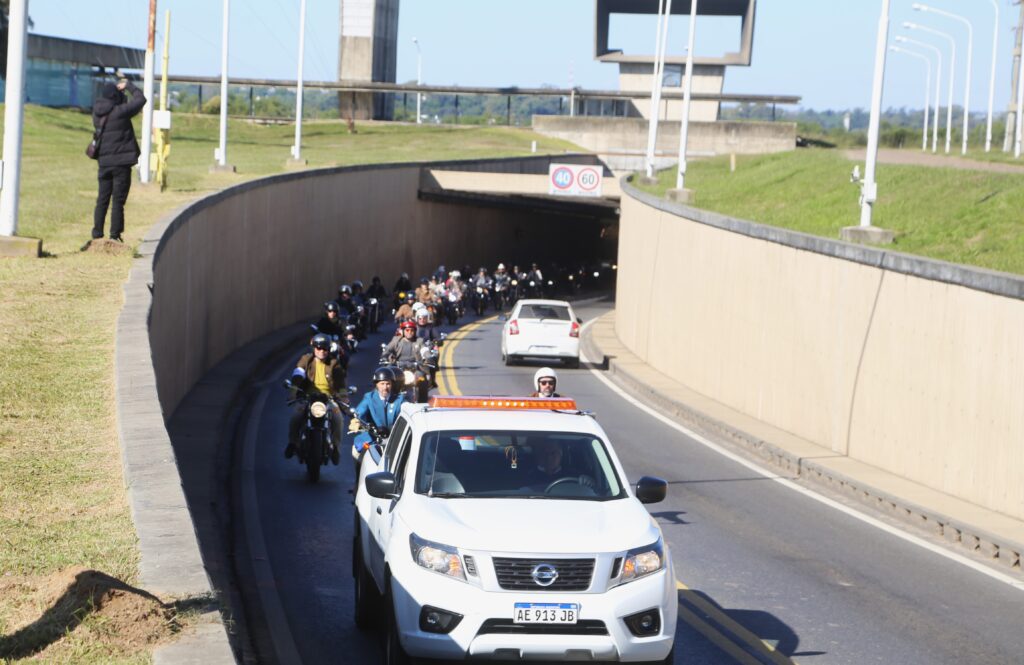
xmin=90 ymin=76 xmax=146 ymax=243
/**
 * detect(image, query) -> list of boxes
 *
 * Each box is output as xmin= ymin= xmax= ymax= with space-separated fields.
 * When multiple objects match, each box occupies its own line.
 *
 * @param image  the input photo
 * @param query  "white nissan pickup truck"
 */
xmin=352 ymin=395 xmax=675 ymax=664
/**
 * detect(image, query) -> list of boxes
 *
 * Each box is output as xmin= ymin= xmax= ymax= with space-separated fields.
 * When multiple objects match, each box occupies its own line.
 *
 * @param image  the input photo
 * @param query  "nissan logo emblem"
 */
xmin=531 ymin=563 xmax=559 ymax=587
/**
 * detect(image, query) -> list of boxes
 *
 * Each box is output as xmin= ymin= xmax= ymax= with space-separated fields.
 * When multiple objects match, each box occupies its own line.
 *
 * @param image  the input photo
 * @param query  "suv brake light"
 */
xmin=508 ymin=320 xmax=519 ymax=335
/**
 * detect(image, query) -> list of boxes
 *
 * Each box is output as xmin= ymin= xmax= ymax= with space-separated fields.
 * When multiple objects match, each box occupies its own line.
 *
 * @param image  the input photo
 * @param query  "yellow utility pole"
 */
xmin=153 ymin=10 xmax=172 ymax=191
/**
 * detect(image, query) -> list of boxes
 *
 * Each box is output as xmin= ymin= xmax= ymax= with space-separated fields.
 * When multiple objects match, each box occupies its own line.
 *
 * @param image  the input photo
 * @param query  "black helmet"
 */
xmin=405 ymin=291 xmax=416 ymax=302
xmin=386 ymin=364 xmax=405 ymax=389
xmin=311 ymin=333 xmax=331 ymax=351
xmin=324 ymin=300 xmax=340 ymax=314
xmin=420 ymin=277 xmax=429 ymax=285
xmin=338 ymin=284 xmax=352 ymax=296
xmin=372 ymin=366 xmax=395 ymax=384
xmin=401 ymin=272 xmax=409 ymax=280
xmin=371 ymin=275 xmax=382 ymax=284
xmin=352 ymin=280 xmax=364 ymax=290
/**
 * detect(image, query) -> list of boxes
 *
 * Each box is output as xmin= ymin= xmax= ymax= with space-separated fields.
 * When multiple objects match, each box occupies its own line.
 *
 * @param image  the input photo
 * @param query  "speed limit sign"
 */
xmin=548 ymin=163 xmax=603 ymax=197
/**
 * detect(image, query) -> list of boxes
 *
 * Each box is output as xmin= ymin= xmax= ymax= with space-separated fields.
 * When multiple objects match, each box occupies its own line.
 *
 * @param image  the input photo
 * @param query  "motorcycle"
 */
xmin=443 ymin=290 xmax=463 ymax=325
xmin=472 ymin=285 xmax=490 ymax=316
xmin=366 ymin=297 xmax=382 ymax=333
xmin=340 ymin=401 xmax=390 ymax=471
xmin=284 ymin=378 xmax=349 ymax=482
xmin=492 ymin=280 xmax=510 ymax=311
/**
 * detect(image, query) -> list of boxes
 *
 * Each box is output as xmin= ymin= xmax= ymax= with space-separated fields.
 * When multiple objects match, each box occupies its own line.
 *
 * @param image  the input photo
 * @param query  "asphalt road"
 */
xmin=239 ymin=300 xmax=1024 ymax=664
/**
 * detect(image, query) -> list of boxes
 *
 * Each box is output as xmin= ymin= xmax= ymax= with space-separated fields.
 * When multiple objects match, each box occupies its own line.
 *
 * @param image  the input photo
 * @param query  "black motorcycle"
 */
xmin=285 ymin=381 xmax=338 ymax=482
xmin=366 ymin=297 xmax=382 ymax=333
xmin=471 ymin=285 xmax=490 ymax=316
xmin=443 ymin=290 xmax=463 ymax=325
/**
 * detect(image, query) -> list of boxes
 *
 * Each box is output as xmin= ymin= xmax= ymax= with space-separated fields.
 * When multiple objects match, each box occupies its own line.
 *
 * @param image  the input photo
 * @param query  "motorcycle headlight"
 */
xmin=403 ymin=370 xmax=416 ymax=385
xmin=369 ymin=298 xmax=378 ymax=305
xmin=309 ymin=401 xmax=328 ymax=418
xmin=617 ymin=537 xmax=665 ymax=586
xmin=511 ymin=279 xmax=518 ymax=286
xmin=410 ymin=533 xmax=465 ymax=580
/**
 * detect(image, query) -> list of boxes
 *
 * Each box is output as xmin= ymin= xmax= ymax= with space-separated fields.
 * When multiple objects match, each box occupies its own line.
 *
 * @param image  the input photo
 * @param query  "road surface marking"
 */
xmin=438 ymin=315 xmax=497 ymax=395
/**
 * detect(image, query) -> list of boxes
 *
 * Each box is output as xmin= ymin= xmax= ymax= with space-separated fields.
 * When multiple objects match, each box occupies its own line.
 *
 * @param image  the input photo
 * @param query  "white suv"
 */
xmin=353 ymin=396 xmax=675 ymax=664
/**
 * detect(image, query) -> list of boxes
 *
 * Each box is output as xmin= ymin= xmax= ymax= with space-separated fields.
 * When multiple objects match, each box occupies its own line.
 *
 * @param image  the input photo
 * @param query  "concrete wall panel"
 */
xmin=617 ymin=184 xmax=1024 ymax=519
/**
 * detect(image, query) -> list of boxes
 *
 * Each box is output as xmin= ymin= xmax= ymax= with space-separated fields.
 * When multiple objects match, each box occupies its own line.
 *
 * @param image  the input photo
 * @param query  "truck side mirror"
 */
xmin=635 ymin=476 xmax=668 ymax=504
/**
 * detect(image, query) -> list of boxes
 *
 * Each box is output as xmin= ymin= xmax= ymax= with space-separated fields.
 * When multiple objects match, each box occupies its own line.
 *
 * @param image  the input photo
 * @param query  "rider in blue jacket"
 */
xmin=349 ymin=366 xmax=405 ymax=456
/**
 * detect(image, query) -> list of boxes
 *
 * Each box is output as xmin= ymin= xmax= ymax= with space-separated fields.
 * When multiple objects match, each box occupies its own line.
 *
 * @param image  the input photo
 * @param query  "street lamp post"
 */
xmin=644 ymin=0 xmax=673 ymax=179
xmin=292 ymin=0 xmax=306 ymax=162
xmin=216 ymin=0 xmax=230 ymax=168
xmin=674 ymin=0 xmax=698 ymax=192
xmin=913 ymin=4 xmax=972 ymax=155
xmin=0 ymin=0 xmax=28 ymax=237
xmin=412 ymin=38 xmax=422 ymax=124
xmin=984 ymin=0 xmax=999 ymax=152
xmin=896 ymin=36 xmax=943 ymax=153
xmin=1016 ymin=45 xmax=1024 ymax=157
xmin=904 ymin=22 xmax=955 ymax=155
xmin=889 ymin=46 xmax=931 ymax=151
xmin=860 ymin=0 xmax=891 ymax=229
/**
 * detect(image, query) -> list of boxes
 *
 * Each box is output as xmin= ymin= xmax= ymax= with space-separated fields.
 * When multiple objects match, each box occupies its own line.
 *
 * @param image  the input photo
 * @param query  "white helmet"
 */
xmin=412 ymin=302 xmax=427 ymax=313
xmin=533 ymin=367 xmax=558 ymax=392
xmin=497 ymin=263 xmax=506 ymax=270
xmin=451 ymin=270 xmax=461 ymax=279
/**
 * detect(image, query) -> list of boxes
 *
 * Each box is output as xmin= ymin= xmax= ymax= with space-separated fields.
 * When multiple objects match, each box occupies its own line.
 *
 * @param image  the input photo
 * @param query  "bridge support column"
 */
xmin=338 ymin=0 xmax=399 ymax=120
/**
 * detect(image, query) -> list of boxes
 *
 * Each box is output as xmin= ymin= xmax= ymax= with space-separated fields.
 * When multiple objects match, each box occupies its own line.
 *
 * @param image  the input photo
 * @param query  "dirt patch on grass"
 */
xmin=0 ymin=567 xmax=182 ymax=661
xmin=82 ymin=239 xmax=133 ymax=256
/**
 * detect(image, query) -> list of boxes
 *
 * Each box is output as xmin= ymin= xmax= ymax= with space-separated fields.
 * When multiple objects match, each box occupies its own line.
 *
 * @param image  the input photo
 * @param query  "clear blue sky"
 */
xmin=28 ymin=0 xmax=1020 ymax=112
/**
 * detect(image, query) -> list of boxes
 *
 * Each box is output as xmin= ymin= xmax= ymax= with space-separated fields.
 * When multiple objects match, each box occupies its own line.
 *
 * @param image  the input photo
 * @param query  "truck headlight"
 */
xmin=617 ymin=537 xmax=665 ymax=585
xmin=309 ymin=401 xmax=328 ymax=418
xmin=410 ymin=533 xmax=465 ymax=581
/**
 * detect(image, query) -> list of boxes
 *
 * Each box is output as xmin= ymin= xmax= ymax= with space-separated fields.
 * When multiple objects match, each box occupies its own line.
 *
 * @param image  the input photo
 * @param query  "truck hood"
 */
xmin=399 ymin=496 xmax=659 ymax=554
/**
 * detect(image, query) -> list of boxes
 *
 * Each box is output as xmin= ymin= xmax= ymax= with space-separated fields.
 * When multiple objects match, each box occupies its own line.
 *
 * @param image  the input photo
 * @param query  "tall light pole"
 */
xmin=140 ymin=0 xmax=156 ymax=183
xmin=216 ymin=0 xmax=231 ymax=168
xmin=674 ymin=0 xmax=698 ymax=192
xmin=889 ymin=46 xmax=931 ymax=151
xmin=412 ymin=38 xmax=422 ymax=124
xmin=860 ymin=0 xmax=891 ymax=229
xmin=913 ymin=4 xmax=972 ymax=155
xmin=984 ymin=0 xmax=999 ymax=152
xmin=644 ymin=0 xmax=673 ymax=179
xmin=0 ymin=0 xmax=28 ymax=237
xmin=896 ymin=36 xmax=943 ymax=153
xmin=292 ymin=0 xmax=307 ymax=162
xmin=904 ymin=22 xmax=955 ymax=154
xmin=1017 ymin=41 xmax=1024 ymax=157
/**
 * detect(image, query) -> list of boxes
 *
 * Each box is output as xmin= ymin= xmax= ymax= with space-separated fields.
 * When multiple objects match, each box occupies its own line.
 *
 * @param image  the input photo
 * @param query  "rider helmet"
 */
xmin=533 ymin=367 xmax=558 ymax=392
xmin=412 ymin=301 xmax=427 ymax=313
xmin=420 ymin=277 xmax=430 ymax=285
xmin=451 ymin=270 xmax=461 ymax=279
xmin=352 ymin=280 xmax=364 ymax=291
xmin=478 ymin=267 xmax=487 ymax=274
xmin=324 ymin=300 xmax=340 ymax=314
xmin=372 ymin=366 xmax=396 ymax=385
xmin=405 ymin=291 xmax=416 ymax=302
xmin=311 ymin=333 xmax=332 ymax=351
xmin=497 ymin=263 xmax=506 ymax=271
xmin=400 ymin=320 xmax=417 ymax=331
xmin=338 ymin=284 xmax=353 ymax=296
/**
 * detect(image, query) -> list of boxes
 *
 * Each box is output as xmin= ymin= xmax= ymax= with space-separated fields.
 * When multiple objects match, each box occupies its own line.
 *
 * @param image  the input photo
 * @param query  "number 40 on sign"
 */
xmin=548 ymin=163 xmax=603 ymax=198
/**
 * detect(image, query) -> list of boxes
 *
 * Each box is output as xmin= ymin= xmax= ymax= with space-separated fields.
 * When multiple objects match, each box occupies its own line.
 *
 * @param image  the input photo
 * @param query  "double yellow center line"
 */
xmin=436 ymin=314 xmax=800 ymax=664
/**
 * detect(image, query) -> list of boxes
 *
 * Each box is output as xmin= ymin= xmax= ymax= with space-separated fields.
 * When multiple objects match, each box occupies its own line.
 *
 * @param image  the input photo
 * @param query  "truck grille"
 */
xmin=492 ymin=557 xmax=594 ymax=591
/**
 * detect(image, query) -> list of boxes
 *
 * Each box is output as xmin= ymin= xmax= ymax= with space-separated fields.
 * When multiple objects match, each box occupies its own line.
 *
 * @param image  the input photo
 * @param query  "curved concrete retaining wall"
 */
xmin=150 ymin=155 xmax=608 ymax=417
xmin=616 ymin=181 xmax=1024 ymax=520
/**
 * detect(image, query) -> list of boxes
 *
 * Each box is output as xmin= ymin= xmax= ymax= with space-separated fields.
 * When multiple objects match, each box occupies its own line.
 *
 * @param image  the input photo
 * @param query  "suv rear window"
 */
xmin=414 ymin=430 xmax=624 ymax=500
xmin=518 ymin=304 xmax=570 ymax=321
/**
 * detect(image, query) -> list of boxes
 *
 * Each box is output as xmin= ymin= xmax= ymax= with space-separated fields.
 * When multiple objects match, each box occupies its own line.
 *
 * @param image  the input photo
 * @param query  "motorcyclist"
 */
xmin=530 ymin=367 xmax=562 ymax=398
xmin=526 ymin=263 xmax=545 ymax=298
xmin=393 ymin=291 xmax=417 ymax=324
xmin=384 ymin=320 xmax=425 ymax=368
xmin=348 ymin=366 xmax=405 ymax=457
xmin=393 ymin=272 xmax=413 ymax=296
xmin=313 ymin=300 xmax=350 ymax=368
xmin=366 ymin=275 xmax=388 ymax=300
xmin=415 ymin=309 xmax=441 ymax=345
xmin=493 ymin=263 xmax=511 ymax=309
xmin=337 ymin=283 xmax=357 ymax=315
xmin=415 ymin=277 xmax=434 ymax=306
xmin=286 ymin=334 xmax=346 ymax=464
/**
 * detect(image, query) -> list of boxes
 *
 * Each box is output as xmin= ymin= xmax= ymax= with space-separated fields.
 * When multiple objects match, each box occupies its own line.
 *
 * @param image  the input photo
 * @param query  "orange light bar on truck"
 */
xmin=427 ymin=396 xmax=578 ymax=411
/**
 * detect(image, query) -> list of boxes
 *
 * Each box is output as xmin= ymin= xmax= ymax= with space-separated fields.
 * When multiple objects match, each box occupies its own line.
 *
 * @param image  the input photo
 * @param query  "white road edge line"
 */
xmin=578 ymin=318 xmax=1024 ymax=592
xmin=243 ymin=381 xmax=305 ymax=665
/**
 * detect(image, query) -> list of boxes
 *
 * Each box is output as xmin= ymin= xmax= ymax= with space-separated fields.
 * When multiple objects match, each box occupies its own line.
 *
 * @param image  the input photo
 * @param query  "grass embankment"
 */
xmin=637 ymin=149 xmax=1024 ymax=275
xmin=0 ymin=105 xmax=579 ymax=663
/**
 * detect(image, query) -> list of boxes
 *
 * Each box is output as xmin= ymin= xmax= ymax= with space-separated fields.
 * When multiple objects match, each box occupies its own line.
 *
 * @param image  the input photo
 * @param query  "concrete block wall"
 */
xmin=615 ymin=182 xmax=1024 ymax=521
xmin=149 ymin=156 xmax=608 ymax=417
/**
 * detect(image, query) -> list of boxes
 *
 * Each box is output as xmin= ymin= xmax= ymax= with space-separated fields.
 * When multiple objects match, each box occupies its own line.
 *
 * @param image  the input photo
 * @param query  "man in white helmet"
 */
xmin=531 ymin=367 xmax=561 ymax=398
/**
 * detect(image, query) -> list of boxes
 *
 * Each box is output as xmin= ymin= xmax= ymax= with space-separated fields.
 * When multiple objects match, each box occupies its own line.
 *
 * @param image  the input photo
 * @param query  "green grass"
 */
xmin=636 ymin=149 xmax=1024 ymax=275
xmin=0 ymin=104 xmax=580 ymax=663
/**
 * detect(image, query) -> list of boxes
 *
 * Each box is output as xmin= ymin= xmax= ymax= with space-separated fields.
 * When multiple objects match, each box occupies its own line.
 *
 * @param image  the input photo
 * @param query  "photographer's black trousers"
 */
xmin=93 ymin=165 xmax=132 ymax=239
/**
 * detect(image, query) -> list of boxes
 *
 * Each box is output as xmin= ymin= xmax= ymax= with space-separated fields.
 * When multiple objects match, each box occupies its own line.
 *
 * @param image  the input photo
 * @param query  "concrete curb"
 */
xmin=116 ymin=206 xmax=235 ymax=664
xmin=581 ymin=313 xmax=1024 ymax=574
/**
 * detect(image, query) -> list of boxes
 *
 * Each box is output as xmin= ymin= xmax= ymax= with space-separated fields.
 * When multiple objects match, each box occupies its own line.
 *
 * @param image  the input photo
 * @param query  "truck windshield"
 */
xmin=414 ymin=430 xmax=624 ymax=500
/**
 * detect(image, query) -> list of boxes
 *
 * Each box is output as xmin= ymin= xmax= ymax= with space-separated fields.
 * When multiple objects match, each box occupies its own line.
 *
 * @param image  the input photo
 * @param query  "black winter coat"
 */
xmin=92 ymin=82 xmax=146 ymax=168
